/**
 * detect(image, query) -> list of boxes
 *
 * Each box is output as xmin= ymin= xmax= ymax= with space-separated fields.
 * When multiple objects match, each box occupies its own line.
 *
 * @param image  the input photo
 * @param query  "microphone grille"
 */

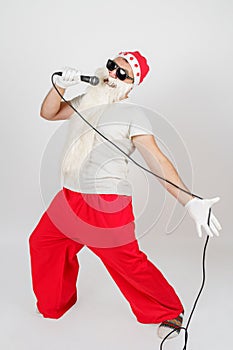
xmin=90 ymin=76 xmax=99 ymax=86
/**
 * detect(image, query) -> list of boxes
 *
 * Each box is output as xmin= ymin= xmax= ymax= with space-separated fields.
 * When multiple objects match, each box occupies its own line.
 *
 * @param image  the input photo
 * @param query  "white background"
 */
xmin=1 ymin=0 xmax=232 ymax=349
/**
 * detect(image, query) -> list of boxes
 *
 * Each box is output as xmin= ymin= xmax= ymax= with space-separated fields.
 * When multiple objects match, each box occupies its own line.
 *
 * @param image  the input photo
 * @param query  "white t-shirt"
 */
xmin=62 ymin=97 xmax=153 ymax=196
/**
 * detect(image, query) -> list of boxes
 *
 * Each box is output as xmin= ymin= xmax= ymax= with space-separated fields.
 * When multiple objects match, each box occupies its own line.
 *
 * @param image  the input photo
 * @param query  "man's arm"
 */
xmin=40 ymin=85 xmax=74 ymax=121
xmin=131 ymin=134 xmax=195 ymax=206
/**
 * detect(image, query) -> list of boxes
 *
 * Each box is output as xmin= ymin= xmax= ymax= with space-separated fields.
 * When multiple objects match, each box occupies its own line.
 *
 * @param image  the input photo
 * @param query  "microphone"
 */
xmin=54 ymin=71 xmax=99 ymax=86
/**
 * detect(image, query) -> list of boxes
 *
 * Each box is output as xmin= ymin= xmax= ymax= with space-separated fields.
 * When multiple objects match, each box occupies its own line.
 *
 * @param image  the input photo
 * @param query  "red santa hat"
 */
xmin=117 ymin=51 xmax=150 ymax=85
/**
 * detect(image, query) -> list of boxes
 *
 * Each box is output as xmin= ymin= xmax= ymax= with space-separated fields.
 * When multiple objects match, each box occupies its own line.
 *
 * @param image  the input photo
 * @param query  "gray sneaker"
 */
xmin=157 ymin=312 xmax=184 ymax=339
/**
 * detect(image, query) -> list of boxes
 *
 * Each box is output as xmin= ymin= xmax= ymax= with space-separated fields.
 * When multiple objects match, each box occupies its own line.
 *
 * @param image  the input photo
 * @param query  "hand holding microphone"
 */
xmin=55 ymin=66 xmax=82 ymax=89
xmin=55 ymin=66 xmax=99 ymax=89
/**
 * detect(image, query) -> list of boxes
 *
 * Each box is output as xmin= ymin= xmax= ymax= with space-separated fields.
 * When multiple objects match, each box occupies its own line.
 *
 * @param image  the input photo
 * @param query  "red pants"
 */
xmin=29 ymin=188 xmax=183 ymax=322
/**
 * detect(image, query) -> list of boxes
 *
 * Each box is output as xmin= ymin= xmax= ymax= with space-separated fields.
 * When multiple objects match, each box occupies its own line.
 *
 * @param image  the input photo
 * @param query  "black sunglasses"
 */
xmin=106 ymin=59 xmax=134 ymax=82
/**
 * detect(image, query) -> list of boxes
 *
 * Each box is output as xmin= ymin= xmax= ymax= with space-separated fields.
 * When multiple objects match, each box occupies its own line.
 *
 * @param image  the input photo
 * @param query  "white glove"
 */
xmin=55 ymin=66 xmax=81 ymax=89
xmin=185 ymin=197 xmax=222 ymax=238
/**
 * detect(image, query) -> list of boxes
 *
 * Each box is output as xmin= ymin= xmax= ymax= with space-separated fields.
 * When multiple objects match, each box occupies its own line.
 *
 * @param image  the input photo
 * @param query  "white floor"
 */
xmin=0 ymin=217 xmax=232 ymax=350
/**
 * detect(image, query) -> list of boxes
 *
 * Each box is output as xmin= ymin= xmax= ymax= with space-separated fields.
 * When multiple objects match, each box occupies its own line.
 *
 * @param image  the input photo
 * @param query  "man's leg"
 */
xmin=29 ymin=210 xmax=84 ymax=319
xmin=88 ymin=239 xmax=184 ymax=324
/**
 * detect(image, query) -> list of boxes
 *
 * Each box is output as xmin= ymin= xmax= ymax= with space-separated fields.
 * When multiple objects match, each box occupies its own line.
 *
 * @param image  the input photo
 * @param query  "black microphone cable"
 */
xmin=51 ymin=72 xmax=212 ymax=349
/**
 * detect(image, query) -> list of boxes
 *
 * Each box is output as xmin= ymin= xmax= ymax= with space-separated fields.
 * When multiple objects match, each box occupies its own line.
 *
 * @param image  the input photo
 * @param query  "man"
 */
xmin=29 ymin=51 xmax=221 ymax=340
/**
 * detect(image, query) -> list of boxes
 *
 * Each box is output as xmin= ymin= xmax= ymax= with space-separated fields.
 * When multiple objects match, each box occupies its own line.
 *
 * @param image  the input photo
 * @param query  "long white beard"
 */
xmin=61 ymin=67 xmax=133 ymax=184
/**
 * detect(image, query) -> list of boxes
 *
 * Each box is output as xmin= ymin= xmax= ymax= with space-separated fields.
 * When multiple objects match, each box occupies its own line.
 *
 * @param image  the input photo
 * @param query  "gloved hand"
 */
xmin=55 ymin=66 xmax=81 ymax=89
xmin=185 ymin=197 xmax=222 ymax=238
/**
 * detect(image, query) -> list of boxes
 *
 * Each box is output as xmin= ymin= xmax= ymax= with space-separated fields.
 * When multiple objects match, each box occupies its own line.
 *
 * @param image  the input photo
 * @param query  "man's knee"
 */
xmin=28 ymin=213 xmax=49 ymax=249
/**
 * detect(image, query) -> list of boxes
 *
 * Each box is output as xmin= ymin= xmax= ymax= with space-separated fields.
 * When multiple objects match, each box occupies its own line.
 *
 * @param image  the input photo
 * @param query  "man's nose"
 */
xmin=109 ymin=69 xmax=117 ymax=79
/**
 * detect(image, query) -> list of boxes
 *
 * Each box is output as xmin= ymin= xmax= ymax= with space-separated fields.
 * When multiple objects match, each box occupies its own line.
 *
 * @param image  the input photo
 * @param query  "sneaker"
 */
xmin=157 ymin=312 xmax=184 ymax=340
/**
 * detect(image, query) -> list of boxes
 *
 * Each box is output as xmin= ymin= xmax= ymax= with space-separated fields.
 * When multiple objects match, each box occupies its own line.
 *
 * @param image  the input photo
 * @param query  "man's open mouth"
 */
xmin=103 ymin=78 xmax=116 ymax=88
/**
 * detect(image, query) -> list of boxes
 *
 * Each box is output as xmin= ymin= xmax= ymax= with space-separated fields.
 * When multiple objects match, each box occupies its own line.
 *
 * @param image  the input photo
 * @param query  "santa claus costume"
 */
xmin=29 ymin=51 xmax=184 ymax=337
